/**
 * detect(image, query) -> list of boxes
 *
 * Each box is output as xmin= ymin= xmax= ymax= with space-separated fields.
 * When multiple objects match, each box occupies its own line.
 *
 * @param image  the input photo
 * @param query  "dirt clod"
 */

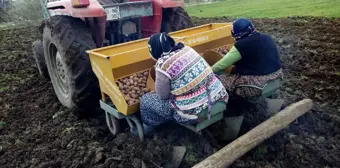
xmin=95 ymin=152 xmax=105 ymax=163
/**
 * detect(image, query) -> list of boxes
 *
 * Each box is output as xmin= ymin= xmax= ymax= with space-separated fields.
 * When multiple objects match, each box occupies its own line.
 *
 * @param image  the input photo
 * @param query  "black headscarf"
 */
xmin=231 ymin=18 xmax=258 ymax=40
xmin=148 ymin=32 xmax=184 ymax=60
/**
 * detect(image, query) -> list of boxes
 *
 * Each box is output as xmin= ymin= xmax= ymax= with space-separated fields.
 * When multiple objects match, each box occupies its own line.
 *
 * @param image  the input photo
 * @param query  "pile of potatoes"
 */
xmin=116 ymin=70 xmax=151 ymax=105
xmin=215 ymin=45 xmax=230 ymax=55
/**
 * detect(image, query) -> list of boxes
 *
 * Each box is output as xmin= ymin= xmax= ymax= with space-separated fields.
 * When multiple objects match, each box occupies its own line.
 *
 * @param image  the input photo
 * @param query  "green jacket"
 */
xmin=212 ymin=46 xmax=241 ymax=73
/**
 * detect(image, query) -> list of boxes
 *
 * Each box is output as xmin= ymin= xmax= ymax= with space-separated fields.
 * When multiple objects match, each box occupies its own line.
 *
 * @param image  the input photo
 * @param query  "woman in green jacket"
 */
xmin=212 ymin=18 xmax=283 ymax=98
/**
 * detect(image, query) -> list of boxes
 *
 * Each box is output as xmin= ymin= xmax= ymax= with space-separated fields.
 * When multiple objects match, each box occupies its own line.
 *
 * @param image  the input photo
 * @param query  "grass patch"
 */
xmin=0 ymin=74 xmax=24 ymax=85
xmin=0 ymin=86 xmax=10 ymax=93
xmin=185 ymin=0 xmax=340 ymax=18
xmin=0 ymin=74 xmax=22 ymax=81
xmin=0 ymin=21 xmax=40 ymax=30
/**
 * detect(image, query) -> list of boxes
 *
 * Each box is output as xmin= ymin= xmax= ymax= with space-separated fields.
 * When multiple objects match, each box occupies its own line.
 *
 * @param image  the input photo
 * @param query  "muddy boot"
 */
xmin=221 ymin=116 xmax=244 ymax=141
xmin=142 ymin=124 xmax=155 ymax=135
xmin=164 ymin=146 xmax=186 ymax=168
xmin=131 ymin=123 xmax=155 ymax=137
xmin=266 ymin=98 xmax=284 ymax=115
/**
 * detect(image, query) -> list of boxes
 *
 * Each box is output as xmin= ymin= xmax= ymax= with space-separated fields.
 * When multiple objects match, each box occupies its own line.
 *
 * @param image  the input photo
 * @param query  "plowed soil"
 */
xmin=1 ymin=17 xmax=340 ymax=168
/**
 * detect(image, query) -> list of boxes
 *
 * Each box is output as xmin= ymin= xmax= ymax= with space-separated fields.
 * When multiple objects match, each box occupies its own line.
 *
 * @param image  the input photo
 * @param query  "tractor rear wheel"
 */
xmin=161 ymin=7 xmax=193 ymax=33
xmin=43 ymin=16 xmax=100 ymax=113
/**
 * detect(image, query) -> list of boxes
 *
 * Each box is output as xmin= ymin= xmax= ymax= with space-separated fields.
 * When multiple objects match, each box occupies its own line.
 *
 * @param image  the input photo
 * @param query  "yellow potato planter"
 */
xmin=86 ymin=23 xmax=235 ymax=140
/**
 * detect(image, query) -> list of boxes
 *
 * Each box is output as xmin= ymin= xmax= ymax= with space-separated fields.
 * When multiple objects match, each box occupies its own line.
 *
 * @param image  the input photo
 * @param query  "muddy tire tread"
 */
xmin=162 ymin=7 xmax=193 ymax=32
xmin=43 ymin=16 xmax=100 ymax=112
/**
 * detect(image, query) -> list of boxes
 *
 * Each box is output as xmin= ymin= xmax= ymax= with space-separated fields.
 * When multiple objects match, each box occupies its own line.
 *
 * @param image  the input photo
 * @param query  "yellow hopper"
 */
xmin=86 ymin=23 xmax=235 ymax=139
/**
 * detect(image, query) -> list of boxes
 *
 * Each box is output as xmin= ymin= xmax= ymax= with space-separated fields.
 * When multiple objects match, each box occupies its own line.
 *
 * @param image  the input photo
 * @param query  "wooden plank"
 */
xmin=193 ymin=99 xmax=313 ymax=168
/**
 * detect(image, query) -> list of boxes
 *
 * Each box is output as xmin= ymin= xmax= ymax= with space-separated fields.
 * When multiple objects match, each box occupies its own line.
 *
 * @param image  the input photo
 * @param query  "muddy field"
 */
xmin=1 ymin=17 xmax=340 ymax=168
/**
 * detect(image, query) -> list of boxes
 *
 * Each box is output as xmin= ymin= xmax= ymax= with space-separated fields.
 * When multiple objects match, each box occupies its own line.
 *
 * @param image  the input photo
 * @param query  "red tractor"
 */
xmin=32 ymin=0 xmax=192 ymax=113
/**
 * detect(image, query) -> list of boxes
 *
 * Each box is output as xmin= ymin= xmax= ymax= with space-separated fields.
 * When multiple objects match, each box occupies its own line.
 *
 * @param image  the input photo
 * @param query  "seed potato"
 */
xmin=115 ymin=70 xmax=152 ymax=105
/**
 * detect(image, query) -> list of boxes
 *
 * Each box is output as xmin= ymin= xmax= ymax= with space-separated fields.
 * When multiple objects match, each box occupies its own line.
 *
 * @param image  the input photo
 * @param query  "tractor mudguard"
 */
xmin=47 ymin=0 xmax=106 ymax=18
xmin=139 ymin=0 xmax=185 ymax=37
xmin=46 ymin=0 xmax=186 ymax=46
xmin=46 ymin=0 xmax=183 ymax=19
xmin=160 ymin=0 xmax=184 ymax=8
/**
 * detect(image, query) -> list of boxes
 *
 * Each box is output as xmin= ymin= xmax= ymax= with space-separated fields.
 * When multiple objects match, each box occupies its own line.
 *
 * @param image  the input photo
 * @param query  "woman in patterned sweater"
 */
xmin=136 ymin=33 xmax=228 ymax=135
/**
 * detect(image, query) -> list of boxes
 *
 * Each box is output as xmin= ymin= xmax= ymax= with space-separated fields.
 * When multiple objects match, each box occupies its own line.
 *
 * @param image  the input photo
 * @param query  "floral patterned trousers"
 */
xmin=218 ymin=69 xmax=283 ymax=98
xmin=140 ymin=93 xmax=197 ymax=126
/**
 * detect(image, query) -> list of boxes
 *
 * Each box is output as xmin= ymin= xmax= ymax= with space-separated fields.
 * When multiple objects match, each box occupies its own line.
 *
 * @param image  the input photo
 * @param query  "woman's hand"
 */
xmin=221 ymin=50 xmax=228 ymax=55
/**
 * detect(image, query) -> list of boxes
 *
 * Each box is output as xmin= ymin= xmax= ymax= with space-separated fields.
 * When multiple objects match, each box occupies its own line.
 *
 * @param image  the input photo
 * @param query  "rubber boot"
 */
xmin=131 ymin=123 xmax=155 ymax=137
xmin=221 ymin=116 xmax=244 ymax=141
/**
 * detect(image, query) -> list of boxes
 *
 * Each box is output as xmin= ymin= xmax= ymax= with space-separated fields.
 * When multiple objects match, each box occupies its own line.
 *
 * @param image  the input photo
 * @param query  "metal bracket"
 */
xmin=179 ymin=112 xmax=224 ymax=133
xmin=100 ymin=100 xmax=144 ymax=140
xmin=126 ymin=115 xmax=144 ymax=140
xmin=100 ymin=100 xmax=126 ymax=119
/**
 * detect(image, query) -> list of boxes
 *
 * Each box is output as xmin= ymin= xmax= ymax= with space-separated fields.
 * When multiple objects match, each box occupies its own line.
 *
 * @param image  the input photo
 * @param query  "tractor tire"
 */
xmin=161 ymin=7 xmax=193 ymax=33
xmin=32 ymin=40 xmax=49 ymax=78
xmin=42 ymin=16 xmax=100 ymax=113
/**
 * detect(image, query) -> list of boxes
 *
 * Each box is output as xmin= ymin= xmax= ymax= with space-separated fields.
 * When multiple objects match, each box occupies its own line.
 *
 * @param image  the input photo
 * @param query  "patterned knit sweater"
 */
xmin=156 ymin=46 xmax=228 ymax=117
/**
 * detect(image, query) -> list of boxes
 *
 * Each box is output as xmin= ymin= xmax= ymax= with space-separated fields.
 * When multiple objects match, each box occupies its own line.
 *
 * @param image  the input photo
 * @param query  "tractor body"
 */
xmin=42 ymin=0 xmax=188 ymax=47
xmin=33 ymin=0 xmax=193 ymax=112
